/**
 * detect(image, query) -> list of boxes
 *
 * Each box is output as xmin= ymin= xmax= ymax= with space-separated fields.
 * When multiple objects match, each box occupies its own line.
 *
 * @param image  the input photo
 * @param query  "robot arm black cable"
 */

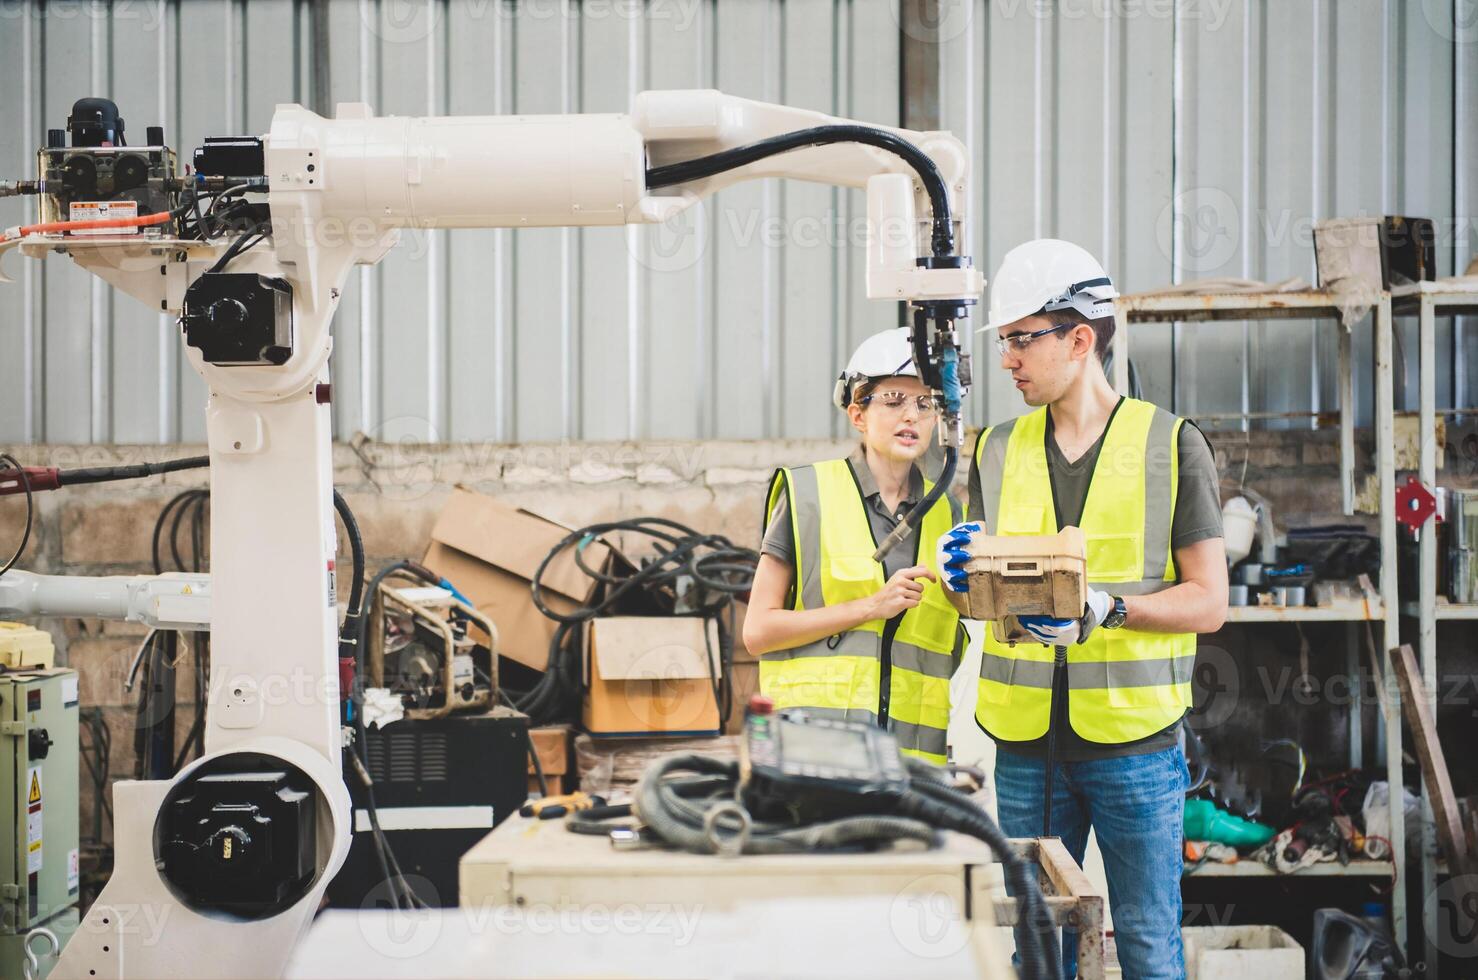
xmin=648 ymin=129 xmax=971 ymax=562
xmin=644 ymin=124 xmax=956 ymax=258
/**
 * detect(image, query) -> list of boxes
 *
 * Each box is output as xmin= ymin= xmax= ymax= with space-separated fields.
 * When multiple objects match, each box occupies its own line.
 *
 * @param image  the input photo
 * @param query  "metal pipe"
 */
xmin=0 ymin=569 xmax=211 ymax=629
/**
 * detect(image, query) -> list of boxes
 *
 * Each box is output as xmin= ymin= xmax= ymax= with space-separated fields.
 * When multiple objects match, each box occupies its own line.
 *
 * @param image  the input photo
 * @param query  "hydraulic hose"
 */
xmin=1043 ymin=645 xmax=1069 ymax=836
xmin=0 ymin=453 xmax=32 ymax=579
xmin=898 ymin=775 xmax=1063 ymax=980
xmin=648 ymin=127 xmax=967 ymax=563
xmin=620 ymin=752 xmax=1060 ymax=979
xmin=871 ymin=444 xmax=957 ymax=563
xmin=630 ymin=754 xmax=938 ymax=856
xmin=331 ymin=490 xmax=366 ymax=630
xmin=2 ymin=210 xmax=172 ymax=242
xmin=645 ymin=124 xmax=956 ymax=257
xmin=0 ymin=455 xmax=209 ymax=495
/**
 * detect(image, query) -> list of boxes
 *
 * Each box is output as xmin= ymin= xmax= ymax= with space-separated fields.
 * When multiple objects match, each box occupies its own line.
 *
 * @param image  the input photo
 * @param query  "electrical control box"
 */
xmin=327 ymin=707 xmax=531 ymax=909
xmin=0 ymin=668 xmax=80 ymax=978
xmin=740 ymin=708 xmax=910 ymax=822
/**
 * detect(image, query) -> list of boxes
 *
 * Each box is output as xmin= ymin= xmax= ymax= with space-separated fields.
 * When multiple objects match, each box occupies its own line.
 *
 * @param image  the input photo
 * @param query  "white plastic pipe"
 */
xmin=0 ymin=570 xmax=211 ymax=630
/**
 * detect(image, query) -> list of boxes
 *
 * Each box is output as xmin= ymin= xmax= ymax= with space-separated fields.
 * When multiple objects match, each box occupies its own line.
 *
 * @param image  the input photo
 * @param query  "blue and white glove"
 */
xmin=1019 ymin=588 xmax=1115 ymax=646
xmin=936 ymin=521 xmax=982 ymax=593
xmin=1016 ymin=615 xmax=1081 ymax=646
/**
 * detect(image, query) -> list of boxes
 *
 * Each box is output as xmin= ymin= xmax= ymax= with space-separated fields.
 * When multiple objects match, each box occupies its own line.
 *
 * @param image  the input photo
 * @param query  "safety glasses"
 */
xmin=859 ymin=391 xmax=939 ymax=416
xmin=995 ymin=322 xmax=1072 ymax=357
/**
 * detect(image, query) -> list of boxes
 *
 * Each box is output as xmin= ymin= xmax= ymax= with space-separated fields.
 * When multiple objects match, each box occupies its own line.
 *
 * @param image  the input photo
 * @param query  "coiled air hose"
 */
xmin=577 ymin=752 xmax=1062 ymax=979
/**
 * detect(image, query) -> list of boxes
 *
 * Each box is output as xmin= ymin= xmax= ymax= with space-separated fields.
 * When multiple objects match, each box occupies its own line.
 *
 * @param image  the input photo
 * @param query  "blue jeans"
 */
xmin=995 ymin=745 xmax=1189 ymax=980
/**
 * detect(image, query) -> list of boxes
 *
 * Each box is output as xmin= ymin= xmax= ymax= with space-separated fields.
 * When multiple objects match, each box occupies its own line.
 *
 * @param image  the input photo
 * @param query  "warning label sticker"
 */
xmin=68 ymin=200 xmax=140 ymax=236
xmin=26 ymin=766 xmax=42 ymax=874
xmin=68 ymin=848 xmax=79 ymax=892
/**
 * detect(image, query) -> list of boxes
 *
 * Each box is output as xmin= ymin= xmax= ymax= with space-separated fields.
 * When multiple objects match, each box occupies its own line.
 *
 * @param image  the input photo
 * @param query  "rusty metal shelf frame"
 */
xmin=1183 ymin=857 xmax=1395 ymax=878
xmin=1111 ymin=287 xmax=1405 ymax=956
xmin=990 ymin=838 xmax=1107 ymax=980
xmin=1225 ymin=602 xmax=1385 ymax=623
xmin=1390 ymin=278 xmax=1478 ymax=977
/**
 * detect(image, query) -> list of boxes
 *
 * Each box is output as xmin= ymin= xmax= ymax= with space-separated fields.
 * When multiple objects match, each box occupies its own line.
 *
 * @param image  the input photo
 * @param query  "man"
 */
xmin=947 ymin=239 xmax=1227 ymax=979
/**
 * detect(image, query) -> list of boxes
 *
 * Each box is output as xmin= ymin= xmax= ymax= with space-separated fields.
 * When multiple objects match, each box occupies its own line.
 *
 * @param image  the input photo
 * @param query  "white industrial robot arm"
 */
xmin=0 ymin=569 xmax=210 ymax=630
xmin=1 ymin=90 xmax=982 ymax=980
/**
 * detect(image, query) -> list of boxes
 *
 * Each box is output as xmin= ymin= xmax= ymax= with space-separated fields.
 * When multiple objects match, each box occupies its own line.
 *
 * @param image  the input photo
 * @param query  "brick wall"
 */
xmin=4 ymin=421 xmax=1476 ymax=841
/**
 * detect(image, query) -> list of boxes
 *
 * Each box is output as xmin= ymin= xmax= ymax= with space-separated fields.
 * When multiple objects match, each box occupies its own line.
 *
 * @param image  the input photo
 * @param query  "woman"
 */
xmin=742 ymin=328 xmax=964 ymax=764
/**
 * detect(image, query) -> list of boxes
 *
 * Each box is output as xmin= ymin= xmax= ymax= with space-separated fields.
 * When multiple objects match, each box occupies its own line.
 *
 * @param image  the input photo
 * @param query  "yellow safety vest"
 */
xmin=972 ymin=398 xmax=1195 ymax=744
xmin=760 ymin=458 xmax=961 ymax=765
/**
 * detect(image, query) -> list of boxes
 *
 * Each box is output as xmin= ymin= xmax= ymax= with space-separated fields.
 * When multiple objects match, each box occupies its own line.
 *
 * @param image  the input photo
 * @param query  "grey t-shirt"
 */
xmin=760 ymin=445 xmax=965 ymax=660
xmin=968 ymin=401 xmax=1222 ymax=761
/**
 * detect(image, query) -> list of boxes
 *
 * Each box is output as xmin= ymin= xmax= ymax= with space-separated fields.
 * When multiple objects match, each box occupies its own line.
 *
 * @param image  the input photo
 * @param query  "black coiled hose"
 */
xmin=630 ymin=754 xmax=939 ymax=855
xmin=517 ymin=517 xmax=758 ymax=726
xmin=612 ymin=752 xmax=1061 ymax=980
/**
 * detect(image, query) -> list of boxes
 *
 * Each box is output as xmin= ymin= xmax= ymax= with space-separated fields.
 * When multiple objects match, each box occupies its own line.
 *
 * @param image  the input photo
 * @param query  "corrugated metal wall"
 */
xmin=1 ymin=0 xmax=1473 ymax=445
xmin=941 ymin=0 xmax=1478 ymax=429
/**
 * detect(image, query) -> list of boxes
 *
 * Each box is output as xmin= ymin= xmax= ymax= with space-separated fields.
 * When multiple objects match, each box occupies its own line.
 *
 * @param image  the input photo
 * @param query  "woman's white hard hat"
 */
xmin=832 ymin=327 xmax=918 ymax=410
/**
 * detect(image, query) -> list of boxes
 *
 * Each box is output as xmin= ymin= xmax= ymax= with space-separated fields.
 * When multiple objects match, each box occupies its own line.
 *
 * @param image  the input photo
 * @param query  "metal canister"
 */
xmin=1450 ymin=489 xmax=1478 ymax=604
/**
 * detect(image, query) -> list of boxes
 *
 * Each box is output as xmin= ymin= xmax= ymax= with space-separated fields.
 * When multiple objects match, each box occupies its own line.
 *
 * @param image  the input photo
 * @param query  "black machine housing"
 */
xmin=182 ymin=272 xmax=294 ymax=366
xmin=155 ymin=753 xmax=320 ymax=919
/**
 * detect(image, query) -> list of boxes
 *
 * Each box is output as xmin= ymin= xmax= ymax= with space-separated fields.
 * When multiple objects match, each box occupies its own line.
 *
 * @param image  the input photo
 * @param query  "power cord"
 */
xmin=0 ymin=452 xmax=34 ymax=577
xmin=345 ymin=557 xmax=442 ymax=912
xmin=151 ymin=489 xmax=210 ymax=769
xmin=519 ymin=517 xmax=758 ymax=726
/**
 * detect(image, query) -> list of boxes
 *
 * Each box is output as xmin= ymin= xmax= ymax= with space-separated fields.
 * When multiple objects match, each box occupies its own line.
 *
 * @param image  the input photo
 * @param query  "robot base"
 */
xmin=52 ymin=737 xmax=349 ymax=980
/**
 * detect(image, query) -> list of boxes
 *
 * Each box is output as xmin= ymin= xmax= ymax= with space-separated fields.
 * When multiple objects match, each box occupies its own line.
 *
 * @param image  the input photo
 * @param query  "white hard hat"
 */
xmin=984 ymin=239 xmax=1117 ymax=332
xmin=832 ymin=327 xmax=918 ymax=410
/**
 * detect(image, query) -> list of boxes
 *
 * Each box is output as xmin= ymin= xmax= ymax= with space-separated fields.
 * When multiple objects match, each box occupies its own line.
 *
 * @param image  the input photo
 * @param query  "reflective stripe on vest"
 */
xmin=971 ymin=398 xmax=1195 ymax=744
xmin=760 ymin=458 xmax=959 ymax=764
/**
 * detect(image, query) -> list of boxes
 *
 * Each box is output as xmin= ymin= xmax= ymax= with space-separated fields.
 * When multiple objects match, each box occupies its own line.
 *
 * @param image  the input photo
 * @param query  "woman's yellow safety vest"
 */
xmin=972 ymin=398 xmax=1195 ymax=744
xmin=760 ymin=458 xmax=961 ymax=765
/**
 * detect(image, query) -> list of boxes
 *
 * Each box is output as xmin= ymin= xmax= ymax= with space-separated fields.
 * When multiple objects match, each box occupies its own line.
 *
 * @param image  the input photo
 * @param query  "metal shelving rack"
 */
xmin=1184 ymin=858 xmax=1394 ymax=878
xmin=1391 ymin=276 xmax=1478 ymax=976
xmin=1110 ymin=288 xmax=1407 ymax=945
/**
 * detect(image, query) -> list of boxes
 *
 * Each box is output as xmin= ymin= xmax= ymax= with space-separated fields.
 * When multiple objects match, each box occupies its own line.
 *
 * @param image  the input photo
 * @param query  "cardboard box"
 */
xmin=583 ymin=617 xmax=721 ymax=737
xmin=423 ymin=488 xmax=615 ymax=672
xmin=526 ymin=724 xmax=571 ymax=778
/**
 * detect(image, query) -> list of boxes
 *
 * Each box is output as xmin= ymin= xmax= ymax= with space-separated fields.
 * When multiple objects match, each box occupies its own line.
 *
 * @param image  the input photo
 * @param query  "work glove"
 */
xmin=1015 ymin=616 xmax=1081 ymax=646
xmin=1076 ymin=588 xmax=1114 ymax=644
xmin=936 ymin=521 xmax=982 ymax=593
xmin=1019 ymin=588 xmax=1114 ymax=646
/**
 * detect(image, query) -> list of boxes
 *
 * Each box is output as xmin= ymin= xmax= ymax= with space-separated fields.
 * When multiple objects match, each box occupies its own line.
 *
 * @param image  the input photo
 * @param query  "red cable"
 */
xmin=4 ymin=210 xmax=171 ymax=241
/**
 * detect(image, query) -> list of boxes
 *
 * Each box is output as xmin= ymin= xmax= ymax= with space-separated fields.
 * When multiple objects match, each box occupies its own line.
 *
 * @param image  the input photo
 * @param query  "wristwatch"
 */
xmin=1102 ymin=596 xmax=1128 ymax=630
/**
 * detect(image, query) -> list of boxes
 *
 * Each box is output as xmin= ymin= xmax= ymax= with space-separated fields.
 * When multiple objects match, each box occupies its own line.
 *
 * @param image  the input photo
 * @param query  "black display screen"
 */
xmin=778 ymin=719 xmax=874 ymax=772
